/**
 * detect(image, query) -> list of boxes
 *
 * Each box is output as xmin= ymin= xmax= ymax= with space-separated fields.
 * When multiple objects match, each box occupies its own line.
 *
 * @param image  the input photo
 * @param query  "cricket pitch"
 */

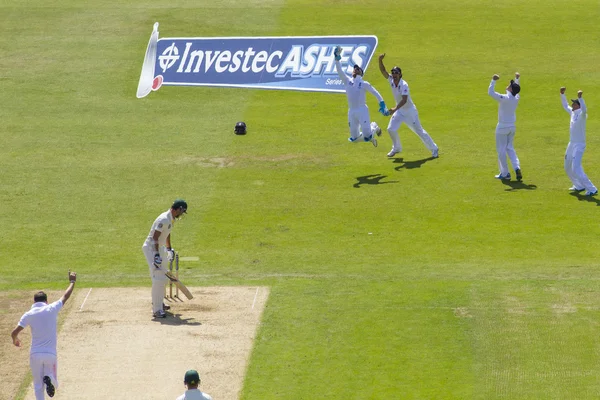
xmin=3 ymin=286 xmax=269 ymax=400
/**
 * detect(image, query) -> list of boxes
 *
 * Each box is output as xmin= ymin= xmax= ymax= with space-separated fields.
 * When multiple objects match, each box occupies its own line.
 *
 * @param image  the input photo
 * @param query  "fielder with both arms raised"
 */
xmin=142 ymin=199 xmax=188 ymax=319
xmin=333 ymin=46 xmax=388 ymax=147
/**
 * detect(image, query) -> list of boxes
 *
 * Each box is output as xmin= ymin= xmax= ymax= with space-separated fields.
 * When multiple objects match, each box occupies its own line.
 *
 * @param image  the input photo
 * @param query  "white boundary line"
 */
xmin=251 ymin=287 xmax=259 ymax=310
xmin=78 ymin=288 xmax=92 ymax=312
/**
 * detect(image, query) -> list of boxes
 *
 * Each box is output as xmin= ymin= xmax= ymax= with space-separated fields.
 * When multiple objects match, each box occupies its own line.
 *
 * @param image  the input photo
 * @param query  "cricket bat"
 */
xmin=165 ymin=271 xmax=193 ymax=300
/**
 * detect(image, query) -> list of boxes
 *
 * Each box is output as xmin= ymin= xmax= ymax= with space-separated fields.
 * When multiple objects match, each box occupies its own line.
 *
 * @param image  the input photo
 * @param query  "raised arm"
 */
xmin=578 ymin=90 xmax=586 ymax=114
xmin=333 ymin=46 xmax=349 ymax=85
xmin=378 ymin=53 xmax=390 ymax=79
xmin=488 ymin=74 xmax=505 ymax=102
xmin=559 ymin=87 xmax=571 ymax=113
xmin=59 ymin=270 xmax=77 ymax=305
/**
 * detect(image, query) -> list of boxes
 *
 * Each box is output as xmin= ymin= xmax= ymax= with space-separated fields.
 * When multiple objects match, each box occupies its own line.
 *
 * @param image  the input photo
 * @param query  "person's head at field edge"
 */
xmin=33 ymin=291 xmax=48 ymax=304
xmin=391 ymin=66 xmax=402 ymax=82
xmin=352 ymin=64 xmax=364 ymax=78
xmin=571 ymin=98 xmax=581 ymax=110
xmin=184 ymin=369 xmax=200 ymax=389
xmin=506 ymin=79 xmax=520 ymax=96
xmin=171 ymin=198 xmax=188 ymax=219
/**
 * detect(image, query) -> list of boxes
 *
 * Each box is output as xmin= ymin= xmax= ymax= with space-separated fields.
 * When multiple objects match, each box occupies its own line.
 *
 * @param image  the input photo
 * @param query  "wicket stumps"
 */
xmin=165 ymin=252 xmax=180 ymax=299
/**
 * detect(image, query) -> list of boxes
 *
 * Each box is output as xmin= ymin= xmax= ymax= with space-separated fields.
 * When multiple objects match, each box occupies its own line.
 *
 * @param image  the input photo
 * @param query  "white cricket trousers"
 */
xmin=565 ymin=142 xmax=597 ymax=192
xmin=387 ymin=109 xmax=437 ymax=153
xmin=348 ymin=105 xmax=375 ymax=141
xmin=142 ymin=245 xmax=168 ymax=313
xmin=495 ymin=125 xmax=520 ymax=175
xmin=30 ymin=352 xmax=57 ymax=400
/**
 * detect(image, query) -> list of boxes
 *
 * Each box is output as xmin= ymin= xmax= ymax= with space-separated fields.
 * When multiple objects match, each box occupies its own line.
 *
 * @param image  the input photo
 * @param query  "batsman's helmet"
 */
xmin=234 ymin=121 xmax=247 ymax=135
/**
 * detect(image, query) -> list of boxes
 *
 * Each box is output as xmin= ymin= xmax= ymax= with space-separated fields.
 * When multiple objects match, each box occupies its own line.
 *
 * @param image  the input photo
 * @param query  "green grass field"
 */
xmin=1 ymin=0 xmax=600 ymax=398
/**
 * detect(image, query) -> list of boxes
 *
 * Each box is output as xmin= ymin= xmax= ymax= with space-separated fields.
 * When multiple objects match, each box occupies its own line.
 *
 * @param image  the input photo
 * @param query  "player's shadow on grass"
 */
xmin=354 ymin=174 xmax=399 ymax=188
xmin=500 ymin=180 xmax=537 ymax=191
xmin=153 ymin=312 xmax=202 ymax=326
xmin=390 ymin=156 xmax=436 ymax=171
xmin=569 ymin=192 xmax=600 ymax=206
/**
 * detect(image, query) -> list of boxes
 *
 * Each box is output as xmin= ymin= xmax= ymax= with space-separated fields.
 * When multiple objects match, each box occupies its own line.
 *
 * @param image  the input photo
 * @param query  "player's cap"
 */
xmin=172 ymin=199 xmax=188 ymax=213
xmin=184 ymin=370 xmax=200 ymax=385
xmin=510 ymin=80 xmax=521 ymax=96
xmin=571 ymin=99 xmax=580 ymax=105
xmin=391 ymin=66 xmax=402 ymax=75
xmin=353 ymin=64 xmax=364 ymax=76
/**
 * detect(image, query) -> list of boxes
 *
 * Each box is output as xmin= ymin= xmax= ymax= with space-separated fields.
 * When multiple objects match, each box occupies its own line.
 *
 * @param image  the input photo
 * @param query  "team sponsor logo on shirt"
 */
xmin=136 ymin=23 xmax=378 ymax=98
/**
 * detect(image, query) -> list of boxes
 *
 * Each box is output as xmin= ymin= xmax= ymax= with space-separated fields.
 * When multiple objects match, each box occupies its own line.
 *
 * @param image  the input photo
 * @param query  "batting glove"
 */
xmin=153 ymin=253 xmax=162 ymax=268
xmin=334 ymin=46 xmax=341 ymax=61
xmin=378 ymin=101 xmax=388 ymax=116
xmin=166 ymin=248 xmax=175 ymax=261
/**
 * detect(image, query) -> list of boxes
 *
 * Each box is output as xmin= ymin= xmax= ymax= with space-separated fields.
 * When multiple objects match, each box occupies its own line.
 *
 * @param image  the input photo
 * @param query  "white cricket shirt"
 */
xmin=335 ymin=60 xmax=384 ymax=109
xmin=388 ymin=76 xmax=416 ymax=115
xmin=18 ymin=300 xmax=63 ymax=355
xmin=488 ymin=79 xmax=520 ymax=127
xmin=176 ymin=389 xmax=213 ymax=400
xmin=144 ymin=210 xmax=174 ymax=247
xmin=561 ymin=94 xmax=587 ymax=143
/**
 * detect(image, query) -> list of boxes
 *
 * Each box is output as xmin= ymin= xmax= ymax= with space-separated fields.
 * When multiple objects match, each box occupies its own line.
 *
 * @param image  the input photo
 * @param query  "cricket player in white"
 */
xmin=176 ymin=370 xmax=213 ymax=400
xmin=488 ymin=73 xmax=522 ymax=180
xmin=377 ymin=53 xmax=439 ymax=158
xmin=333 ymin=46 xmax=387 ymax=147
xmin=142 ymin=199 xmax=187 ymax=318
xmin=560 ymin=87 xmax=597 ymax=196
xmin=11 ymin=270 xmax=77 ymax=400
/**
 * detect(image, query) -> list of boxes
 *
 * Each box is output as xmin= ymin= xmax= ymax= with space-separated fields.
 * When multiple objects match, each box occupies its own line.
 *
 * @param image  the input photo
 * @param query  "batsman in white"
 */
xmin=11 ymin=270 xmax=77 ymax=400
xmin=142 ymin=198 xmax=187 ymax=318
xmin=377 ymin=53 xmax=439 ymax=158
xmin=334 ymin=46 xmax=387 ymax=147
xmin=176 ymin=369 xmax=213 ymax=400
xmin=560 ymin=87 xmax=597 ymax=196
xmin=488 ymin=73 xmax=522 ymax=181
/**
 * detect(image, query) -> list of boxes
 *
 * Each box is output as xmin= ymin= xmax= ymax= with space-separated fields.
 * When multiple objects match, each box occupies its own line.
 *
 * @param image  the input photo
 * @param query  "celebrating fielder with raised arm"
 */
xmin=11 ymin=270 xmax=77 ymax=400
xmin=560 ymin=87 xmax=597 ymax=196
xmin=142 ymin=199 xmax=187 ymax=319
xmin=378 ymin=53 xmax=439 ymax=158
xmin=334 ymin=46 xmax=387 ymax=148
xmin=488 ymin=72 xmax=522 ymax=181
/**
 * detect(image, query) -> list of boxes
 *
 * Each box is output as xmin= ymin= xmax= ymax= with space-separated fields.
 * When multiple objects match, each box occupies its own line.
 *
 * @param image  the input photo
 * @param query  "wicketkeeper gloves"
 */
xmin=334 ymin=46 xmax=341 ymax=61
xmin=378 ymin=101 xmax=389 ymax=116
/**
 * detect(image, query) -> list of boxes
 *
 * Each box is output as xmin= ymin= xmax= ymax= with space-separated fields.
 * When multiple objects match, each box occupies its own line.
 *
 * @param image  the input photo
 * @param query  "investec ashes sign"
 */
xmin=136 ymin=23 xmax=378 ymax=98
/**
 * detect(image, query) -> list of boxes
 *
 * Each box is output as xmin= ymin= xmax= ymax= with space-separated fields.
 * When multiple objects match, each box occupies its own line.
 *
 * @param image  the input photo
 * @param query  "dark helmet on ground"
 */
xmin=235 ymin=121 xmax=247 ymax=135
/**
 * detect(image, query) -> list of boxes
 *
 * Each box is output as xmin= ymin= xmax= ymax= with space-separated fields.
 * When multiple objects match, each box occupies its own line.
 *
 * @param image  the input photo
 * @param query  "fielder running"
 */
xmin=560 ymin=87 xmax=597 ymax=196
xmin=142 ymin=199 xmax=187 ymax=318
xmin=488 ymin=73 xmax=522 ymax=181
xmin=11 ymin=270 xmax=77 ymax=400
xmin=334 ymin=46 xmax=387 ymax=147
xmin=377 ymin=53 xmax=439 ymax=158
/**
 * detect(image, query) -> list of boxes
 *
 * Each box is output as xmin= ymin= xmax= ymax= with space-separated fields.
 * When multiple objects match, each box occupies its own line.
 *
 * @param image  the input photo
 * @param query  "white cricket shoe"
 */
xmin=371 ymin=121 xmax=382 ymax=136
xmin=387 ymin=148 xmax=400 ymax=157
